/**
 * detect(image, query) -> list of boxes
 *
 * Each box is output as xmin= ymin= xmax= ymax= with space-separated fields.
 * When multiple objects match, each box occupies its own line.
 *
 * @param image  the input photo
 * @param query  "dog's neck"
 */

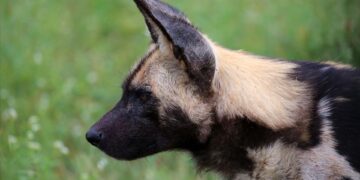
xmin=210 ymin=45 xmax=311 ymax=131
xmin=189 ymin=115 xmax=299 ymax=179
xmin=187 ymin=44 xmax=312 ymax=178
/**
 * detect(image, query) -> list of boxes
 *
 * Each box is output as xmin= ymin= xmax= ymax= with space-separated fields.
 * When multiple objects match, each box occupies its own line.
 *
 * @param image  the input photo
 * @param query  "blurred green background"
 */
xmin=1 ymin=0 xmax=359 ymax=179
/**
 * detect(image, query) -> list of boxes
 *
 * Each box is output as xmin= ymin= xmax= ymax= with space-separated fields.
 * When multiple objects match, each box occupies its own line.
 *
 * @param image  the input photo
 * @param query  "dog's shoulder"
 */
xmin=294 ymin=61 xmax=360 ymax=172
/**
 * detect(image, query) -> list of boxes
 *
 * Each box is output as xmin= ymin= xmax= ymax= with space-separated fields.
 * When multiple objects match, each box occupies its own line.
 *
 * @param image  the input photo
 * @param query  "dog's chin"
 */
xmin=98 ymin=145 xmax=163 ymax=161
xmin=104 ymin=152 xmax=142 ymax=161
xmin=104 ymin=151 xmax=152 ymax=161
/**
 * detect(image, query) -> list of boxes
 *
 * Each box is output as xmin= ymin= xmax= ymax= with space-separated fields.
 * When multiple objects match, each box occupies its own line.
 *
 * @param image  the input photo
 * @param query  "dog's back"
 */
xmin=295 ymin=62 xmax=360 ymax=173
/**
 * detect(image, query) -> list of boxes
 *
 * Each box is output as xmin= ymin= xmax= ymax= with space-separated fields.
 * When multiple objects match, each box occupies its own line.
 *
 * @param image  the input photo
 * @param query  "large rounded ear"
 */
xmin=134 ymin=0 xmax=216 ymax=92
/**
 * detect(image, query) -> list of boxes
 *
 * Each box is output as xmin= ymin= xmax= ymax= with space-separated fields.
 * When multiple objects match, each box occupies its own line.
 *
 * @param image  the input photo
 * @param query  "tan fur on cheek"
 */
xmin=148 ymin=55 xmax=214 ymax=142
xmin=128 ymin=40 xmax=214 ymax=143
xmin=129 ymin=44 xmax=159 ymax=87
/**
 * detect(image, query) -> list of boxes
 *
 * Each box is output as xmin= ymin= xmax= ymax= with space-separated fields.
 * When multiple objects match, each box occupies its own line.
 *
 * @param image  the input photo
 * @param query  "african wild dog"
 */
xmin=86 ymin=0 xmax=360 ymax=179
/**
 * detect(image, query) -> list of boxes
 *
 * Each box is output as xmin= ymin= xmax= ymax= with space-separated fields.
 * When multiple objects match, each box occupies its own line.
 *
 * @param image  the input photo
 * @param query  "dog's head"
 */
xmin=86 ymin=0 xmax=216 ymax=160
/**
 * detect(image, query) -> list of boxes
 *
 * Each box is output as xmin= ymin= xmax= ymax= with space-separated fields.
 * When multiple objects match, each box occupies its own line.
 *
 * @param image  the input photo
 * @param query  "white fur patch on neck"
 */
xmin=318 ymin=97 xmax=332 ymax=119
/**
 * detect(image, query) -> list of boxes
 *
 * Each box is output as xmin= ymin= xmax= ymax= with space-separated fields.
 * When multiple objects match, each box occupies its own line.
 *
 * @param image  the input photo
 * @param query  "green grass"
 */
xmin=0 ymin=0 xmax=359 ymax=179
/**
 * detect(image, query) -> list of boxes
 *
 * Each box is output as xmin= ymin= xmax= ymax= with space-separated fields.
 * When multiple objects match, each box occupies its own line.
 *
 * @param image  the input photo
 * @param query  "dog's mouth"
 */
xmin=86 ymin=127 xmax=171 ymax=161
xmin=106 ymin=144 xmax=158 ymax=160
xmin=98 ymin=138 xmax=169 ymax=161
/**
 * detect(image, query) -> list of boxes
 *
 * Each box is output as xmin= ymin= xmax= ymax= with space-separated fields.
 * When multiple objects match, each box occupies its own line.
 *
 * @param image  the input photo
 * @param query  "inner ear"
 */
xmin=143 ymin=17 xmax=172 ymax=54
xmin=135 ymin=0 xmax=216 ymax=92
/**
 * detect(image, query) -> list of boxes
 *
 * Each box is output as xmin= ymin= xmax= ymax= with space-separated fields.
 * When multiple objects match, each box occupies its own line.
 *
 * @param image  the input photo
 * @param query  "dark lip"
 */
xmin=97 ymin=142 xmax=163 ymax=161
xmin=101 ymin=148 xmax=147 ymax=161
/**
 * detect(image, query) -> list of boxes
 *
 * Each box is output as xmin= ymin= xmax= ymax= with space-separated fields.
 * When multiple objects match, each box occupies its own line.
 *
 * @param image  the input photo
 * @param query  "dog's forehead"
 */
xmin=123 ymin=44 xmax=160 ymax=89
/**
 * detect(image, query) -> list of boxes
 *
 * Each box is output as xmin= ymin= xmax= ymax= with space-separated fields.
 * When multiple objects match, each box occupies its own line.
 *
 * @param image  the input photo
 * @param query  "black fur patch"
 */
xmin=341 ymin=176 xmax=352 ymax=180
xmin=190 ymin=116 xmax=302 ymax=177
xmin=134 ymin=0 xmax=216 ymax=93
xmin=290 ymin=62 xmax=330 ymax=148
xmin=88 ymin=84 xmax=168 ymax=160
xmin=160 ymin=106 xmax=205 ymax=150
xmin=326 ymin=68 xmax=360 ymax=172
xmin=191 ymin=117 xmax=256 ymax=176
xmin=293 ymin=62 xmax=360 ymax=172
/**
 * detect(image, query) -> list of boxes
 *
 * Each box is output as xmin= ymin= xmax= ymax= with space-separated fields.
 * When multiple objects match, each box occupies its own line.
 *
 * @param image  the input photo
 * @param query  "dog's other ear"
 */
xmin=134 ymin=0 xmax=216 ymax=91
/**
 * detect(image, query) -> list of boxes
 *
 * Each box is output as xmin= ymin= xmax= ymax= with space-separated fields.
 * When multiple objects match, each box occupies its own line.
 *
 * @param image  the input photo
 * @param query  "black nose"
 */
xmin=86 ymin=128 xmax=103 ymax=147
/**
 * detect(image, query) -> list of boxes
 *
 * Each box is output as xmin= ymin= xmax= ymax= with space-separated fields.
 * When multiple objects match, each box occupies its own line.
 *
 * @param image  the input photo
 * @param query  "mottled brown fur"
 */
xmin=87 ymin=0 xmax=360 ymax=179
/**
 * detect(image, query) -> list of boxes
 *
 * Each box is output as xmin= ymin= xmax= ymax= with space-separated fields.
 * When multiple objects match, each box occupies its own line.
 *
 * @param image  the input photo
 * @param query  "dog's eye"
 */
xmin=137 ymin=86 xmax=152 ymax=102
xmin=139 ymin=93 xmax=149 ymax=102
